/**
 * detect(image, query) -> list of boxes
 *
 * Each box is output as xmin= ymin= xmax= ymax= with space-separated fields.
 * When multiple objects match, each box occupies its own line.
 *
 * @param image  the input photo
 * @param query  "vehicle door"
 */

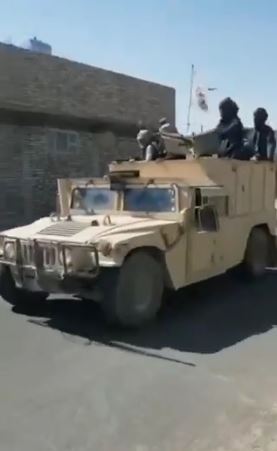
xmin=187 ymin=187 xmax=227 ymax=284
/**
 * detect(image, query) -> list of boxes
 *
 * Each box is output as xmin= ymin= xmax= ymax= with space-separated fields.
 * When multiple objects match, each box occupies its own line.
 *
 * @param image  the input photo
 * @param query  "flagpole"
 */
xmin=186 ymin=64 xmax=195 ymax=134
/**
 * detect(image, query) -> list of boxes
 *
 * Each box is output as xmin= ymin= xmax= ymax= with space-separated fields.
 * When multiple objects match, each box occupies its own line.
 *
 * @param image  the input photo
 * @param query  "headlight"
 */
xmin=4 ymin=241 xmax=16 ymax=260
xmin=97 ymin=240 xmax=112 ymax=257
xmin=59 ymin=248 xmax=72 ymax=267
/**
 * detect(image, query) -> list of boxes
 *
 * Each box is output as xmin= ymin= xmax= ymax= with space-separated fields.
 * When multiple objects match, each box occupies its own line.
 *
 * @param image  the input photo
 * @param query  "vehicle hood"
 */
xmin=1 ymin=215 xmax=179 ymax=245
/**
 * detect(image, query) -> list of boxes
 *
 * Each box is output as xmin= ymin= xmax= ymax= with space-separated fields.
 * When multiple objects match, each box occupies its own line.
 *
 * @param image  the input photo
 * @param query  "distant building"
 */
xmin=0 ymin=43 xmax=175 ymax=229
xmin=27 ymin=37 xmax=52 ymax=55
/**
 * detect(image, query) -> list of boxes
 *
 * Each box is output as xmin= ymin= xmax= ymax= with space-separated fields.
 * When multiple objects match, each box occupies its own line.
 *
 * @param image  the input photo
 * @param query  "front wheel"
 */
xmin=242 ymin=228 xmax=270 ymax=278
xmin=101 ymin=251 xmax=164 ymax=327
xmin=0 ymin=265 xmax=48 ymax=306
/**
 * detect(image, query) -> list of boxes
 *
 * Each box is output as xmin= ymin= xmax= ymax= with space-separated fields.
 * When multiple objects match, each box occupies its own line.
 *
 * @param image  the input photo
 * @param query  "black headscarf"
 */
xmin=219 ymin=97 xmax=239 ymax=122
xmin=254 ymin=108 xmax=268 ymax=129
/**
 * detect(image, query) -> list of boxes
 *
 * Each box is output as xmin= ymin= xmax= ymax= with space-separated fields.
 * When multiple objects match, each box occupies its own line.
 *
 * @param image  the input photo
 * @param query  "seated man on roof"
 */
xmin=216 ymin=97 xmax=246 ymax=159
xmin=136 ymin=121 xmax=166 ymax=161
xmin=136 ymin=121 xmax=152 ymax=159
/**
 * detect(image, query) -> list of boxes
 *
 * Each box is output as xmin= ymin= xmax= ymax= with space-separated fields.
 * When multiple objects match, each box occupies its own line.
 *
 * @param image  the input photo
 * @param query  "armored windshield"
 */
xmin=123 ymin=187 xmax=176 ymax=212
xmin=71 ymin=188 xmax=116 ymax=213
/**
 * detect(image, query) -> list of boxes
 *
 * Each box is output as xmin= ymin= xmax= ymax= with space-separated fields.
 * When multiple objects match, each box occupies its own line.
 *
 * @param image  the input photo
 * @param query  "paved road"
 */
xmin=1 ymin=273 xmax=277 ymax=451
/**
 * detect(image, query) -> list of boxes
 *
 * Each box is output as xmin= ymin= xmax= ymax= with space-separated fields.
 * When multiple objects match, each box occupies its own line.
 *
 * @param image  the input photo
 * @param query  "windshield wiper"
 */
xmin=142 ymin=178 xmax=155 ymax=189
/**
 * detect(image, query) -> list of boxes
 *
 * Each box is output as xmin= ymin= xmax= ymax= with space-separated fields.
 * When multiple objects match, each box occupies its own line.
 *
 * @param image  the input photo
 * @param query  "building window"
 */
xmin=47 ymin=130 xmax=80 ymax=153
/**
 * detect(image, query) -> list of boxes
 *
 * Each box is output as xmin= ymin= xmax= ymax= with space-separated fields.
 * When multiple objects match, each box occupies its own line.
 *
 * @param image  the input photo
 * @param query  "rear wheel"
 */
xmin=242 ymin=228 xmax=270 ymax=278
xmin=101 ymin=251 xmax=164 ymax=327
xmin=0 ymin=264 xmax=48 ymax=306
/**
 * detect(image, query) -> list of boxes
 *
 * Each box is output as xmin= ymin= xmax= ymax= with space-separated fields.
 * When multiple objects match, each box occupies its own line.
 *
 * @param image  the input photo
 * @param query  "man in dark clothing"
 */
xmin=252 ymin=108 xmax=276 ymax=161
xmin=216 ymin=97 xmax=245 ymax=159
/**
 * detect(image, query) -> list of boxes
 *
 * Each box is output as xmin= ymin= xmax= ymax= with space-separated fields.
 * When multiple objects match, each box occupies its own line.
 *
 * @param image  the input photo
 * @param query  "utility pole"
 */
xmin=186 ymin=64 xmax=195 ymax=134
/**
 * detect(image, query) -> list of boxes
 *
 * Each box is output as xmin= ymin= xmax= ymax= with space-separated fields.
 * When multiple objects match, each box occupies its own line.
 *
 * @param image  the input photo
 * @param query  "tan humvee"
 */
xmin=0 ymin=157 xmax=276 ymax=327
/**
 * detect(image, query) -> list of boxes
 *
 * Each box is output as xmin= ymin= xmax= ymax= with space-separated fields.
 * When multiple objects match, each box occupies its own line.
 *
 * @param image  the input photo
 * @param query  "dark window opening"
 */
xmin=196 ymin=205 xmax=218 ymax=232
xmin=195 ymin=188 xmax=202 ymax=207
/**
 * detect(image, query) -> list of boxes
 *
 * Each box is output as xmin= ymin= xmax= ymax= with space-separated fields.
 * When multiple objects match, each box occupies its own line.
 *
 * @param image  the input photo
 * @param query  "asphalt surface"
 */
xmin=1 ymin=273 xmax=277 ymax=451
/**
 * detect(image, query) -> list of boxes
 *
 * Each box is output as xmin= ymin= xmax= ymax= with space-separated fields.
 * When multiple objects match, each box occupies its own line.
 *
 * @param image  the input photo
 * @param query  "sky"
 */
xmin=1 ymin=0 xmax=277 ymax=133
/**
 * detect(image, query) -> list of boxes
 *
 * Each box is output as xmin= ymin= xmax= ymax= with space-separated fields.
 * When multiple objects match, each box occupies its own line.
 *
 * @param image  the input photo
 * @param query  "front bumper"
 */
xmin=0 ymin=238 xmax=100 ymax=292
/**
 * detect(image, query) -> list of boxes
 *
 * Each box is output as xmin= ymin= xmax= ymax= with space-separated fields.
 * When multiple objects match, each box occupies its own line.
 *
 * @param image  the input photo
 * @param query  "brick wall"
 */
xmin=0 ymin=43 xmax=175 ymax=230
xmin=0 ymin=43 xmax=175 ymax=128
xmin=0 ymin=124 xmax=138 ymax=230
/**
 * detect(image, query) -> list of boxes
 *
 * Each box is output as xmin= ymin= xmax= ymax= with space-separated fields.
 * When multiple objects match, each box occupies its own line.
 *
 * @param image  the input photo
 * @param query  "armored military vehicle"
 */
xmin=0 ymin=150 xmax=276 ymax=327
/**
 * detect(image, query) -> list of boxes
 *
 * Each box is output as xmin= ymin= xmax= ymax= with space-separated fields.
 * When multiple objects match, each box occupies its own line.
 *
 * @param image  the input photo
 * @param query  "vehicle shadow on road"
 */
xmin=12 ymin=272 xmax=277 ymax=360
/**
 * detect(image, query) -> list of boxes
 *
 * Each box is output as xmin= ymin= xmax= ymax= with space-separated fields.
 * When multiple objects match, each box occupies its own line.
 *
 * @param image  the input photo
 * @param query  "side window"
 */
xmin=195 ymin=188 xmax=202 ymax=207
xmin=196 ymin=205 xmax=218 ymax=232
xmin=202 ymin=195 xmax=229 ymax=216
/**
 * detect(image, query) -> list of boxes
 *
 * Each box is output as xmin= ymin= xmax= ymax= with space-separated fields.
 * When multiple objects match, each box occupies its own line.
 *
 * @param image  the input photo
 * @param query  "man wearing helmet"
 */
xmin=136 ymin=121 xmax=166 ymax=161
xmin=252 ymin=108 xmax=276 ymax=161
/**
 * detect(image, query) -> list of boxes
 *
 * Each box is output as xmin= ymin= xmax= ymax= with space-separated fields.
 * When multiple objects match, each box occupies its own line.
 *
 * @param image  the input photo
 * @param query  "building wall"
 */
xmin=0 ymin=43 xmax=175 ymax=128
xmin=0 ymin=42 xmax=176 ymax=230
xmin=0 ymin=124 xmax=138 ymax=230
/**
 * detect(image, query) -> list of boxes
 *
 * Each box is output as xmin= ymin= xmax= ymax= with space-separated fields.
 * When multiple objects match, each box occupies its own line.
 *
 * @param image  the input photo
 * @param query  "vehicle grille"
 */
xmin=38 ymin=222 xmax=88 ymax=237
xmin=21 ymin=242 xmax=57 ymax=267
xmin=42 ymin=246 xmax=57 ymax=266
xmin=21 ymin=242 xmax=35 ymax=266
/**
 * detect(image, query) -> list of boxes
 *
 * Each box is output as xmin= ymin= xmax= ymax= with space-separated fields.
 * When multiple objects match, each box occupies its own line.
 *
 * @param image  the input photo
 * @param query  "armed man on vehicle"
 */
xmin=136 ymin=121 xmax=152 ymax=160
xmin=136 ymin=121 xmax=166 ymax=161
xmin=251 ymin=107 xmax=276 ymax=161
xmin=216 ymin=97 xmax=245 ymax=159
xmin=215 ymin=97 xmax=260 ymax=161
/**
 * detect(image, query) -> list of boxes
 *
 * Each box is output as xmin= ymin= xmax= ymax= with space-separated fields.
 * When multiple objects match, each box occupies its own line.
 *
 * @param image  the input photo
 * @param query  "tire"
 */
xmin=242 ymin=228 xmax=270 ymax=278
xmin=101 ymin=251 xmax=164 ymax=327
xmin=0 ymin=264 xmax=48 ymax=306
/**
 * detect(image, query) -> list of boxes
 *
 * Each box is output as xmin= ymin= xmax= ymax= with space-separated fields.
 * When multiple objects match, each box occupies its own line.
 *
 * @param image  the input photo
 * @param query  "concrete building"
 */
xmin=0 ymin=43 xmax=175 ymax=229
